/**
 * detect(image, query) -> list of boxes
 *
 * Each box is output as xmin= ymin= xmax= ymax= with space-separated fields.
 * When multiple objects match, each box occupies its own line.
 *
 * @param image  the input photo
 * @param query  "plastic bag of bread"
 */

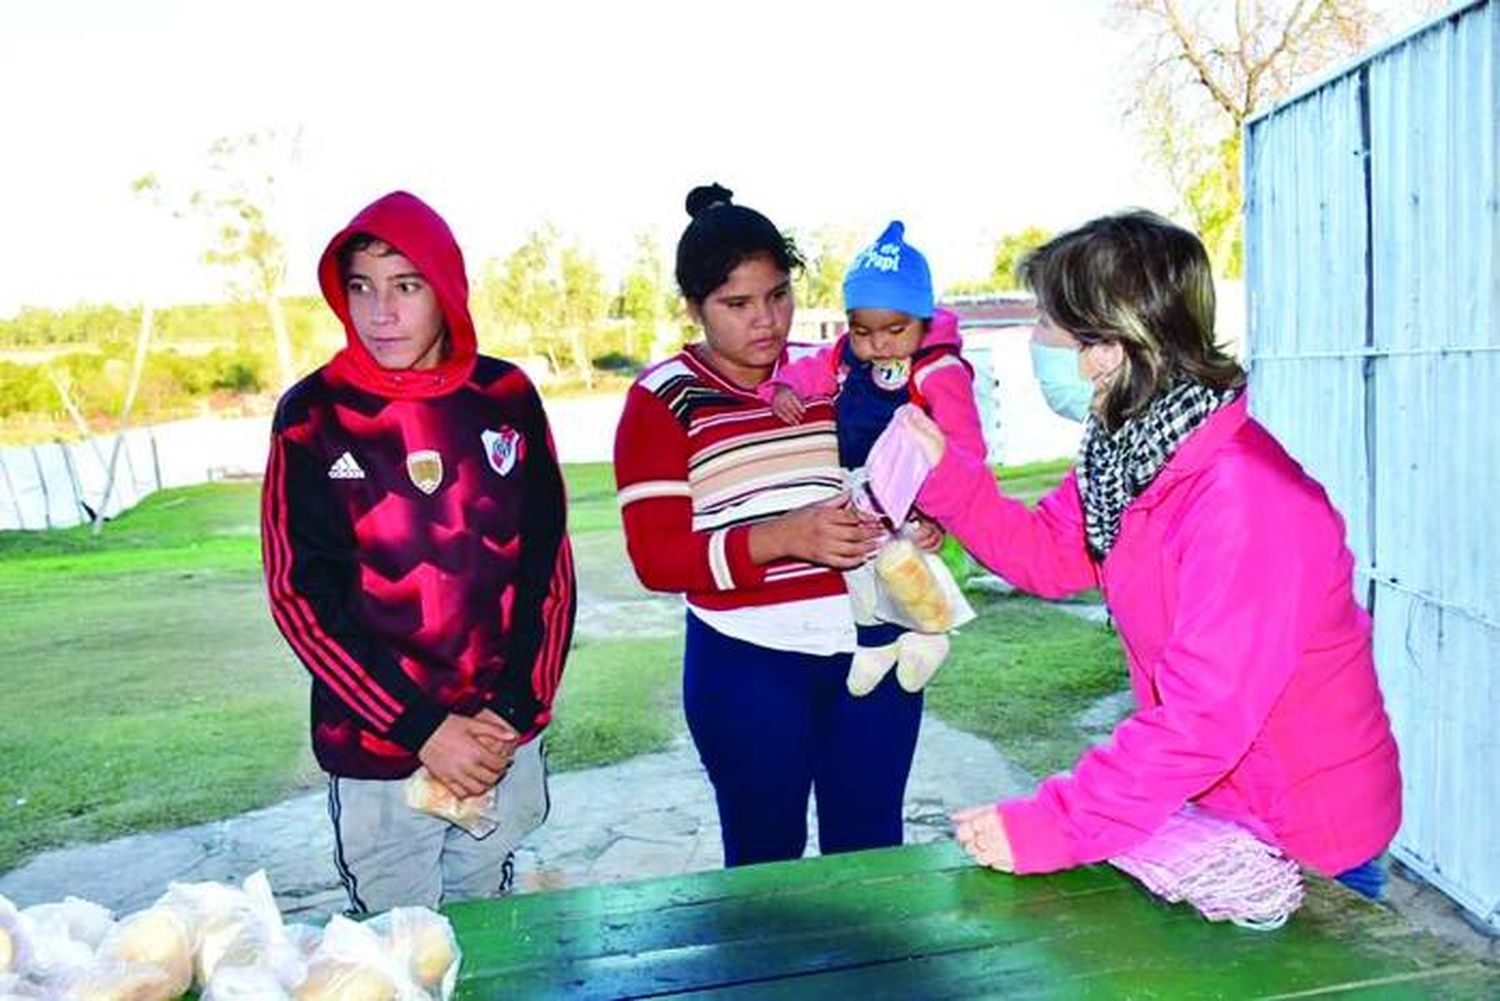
xmin=203 ymin=961 xmax=294 ymax=1000
xmin=160 ymin=869 xmax=304 ymax=990
xmin=0 ymin=970 xmax=47 ymax=998
xmin=404 ymin=768 xmax=499 ymax=837
xmin=367 ymin=907 xmax=460 ymax=999
xmin=293 ymin=916 xmax=426 ymax=1001
xmin=53 ymin=958 xmax=180 ymax=1001
xmin=0 ymin=896 xmax=31 ymax=979
xmin=18 ymin=894 xmax=112 ymax=986
xmin=97 ymin=905 xmax=193 ymax=998
xmin=872 ymin=537 xmax=975 ymax=633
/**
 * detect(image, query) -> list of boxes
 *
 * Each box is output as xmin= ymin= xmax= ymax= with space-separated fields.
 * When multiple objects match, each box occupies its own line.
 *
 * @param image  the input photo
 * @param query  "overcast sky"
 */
xmin=0 ymin=0 xmax=1424 ymax=317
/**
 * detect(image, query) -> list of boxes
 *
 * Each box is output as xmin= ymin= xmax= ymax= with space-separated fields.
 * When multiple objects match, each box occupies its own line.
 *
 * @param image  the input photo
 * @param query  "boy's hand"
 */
xmin=473 ymin=708 xmax=521 ymax=771
xmin=419 ymin=713 xmax=512 ymax=797
xmin=769 ymin=385 xmax=806 ymax=424
xmin=952 ymin=804 xmax=1015 ymax=872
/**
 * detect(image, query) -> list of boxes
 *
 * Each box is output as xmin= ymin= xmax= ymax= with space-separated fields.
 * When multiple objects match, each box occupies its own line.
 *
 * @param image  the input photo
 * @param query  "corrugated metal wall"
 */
xmin=1245 ymin=0 xmax=1499 ymax=931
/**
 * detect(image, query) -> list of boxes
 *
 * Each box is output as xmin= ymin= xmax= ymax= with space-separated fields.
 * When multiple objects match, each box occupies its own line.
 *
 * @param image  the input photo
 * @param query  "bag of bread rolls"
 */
xmin=58 ymin=957 xmax=181 ymax=1001
xmin=404 ymin=769 xmax=499 ymax=837
xmin=872 ymin=537 xmax=975 ymax=634
xmin=17 ymin=895 xmax=112 ymax=987
xmin=0 ymin=896 xmax=31 ymax=980
xmin=293 ymin=916 xmax=426 ymax=1001
xmin=368 ymin=907 xmax=460 ymax=1000
xmin=203 ymin=962 xmax=294 ymax=1000
xmin=0 ymin=970 xmax=46 ymax=998
xmin=158 ymin=869 xmax=303 ymax=991
xmin=97 ymin=905 xmax=193 ymax=998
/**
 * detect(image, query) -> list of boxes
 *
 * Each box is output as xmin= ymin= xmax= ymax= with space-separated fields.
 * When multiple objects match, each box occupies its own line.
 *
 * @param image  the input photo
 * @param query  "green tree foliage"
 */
xmin=612 ymin=232 xmax=682 ymax=364
xmin=791 ymin=227 xmax=859 ymax=310
xmin=135 ymin=129 xmax=303 ymax=389
xmin=560 ymin=244 xmax=608 ymax=389
xmin=478 ymin=227 xmax=616 ymax=386
xmin=1114 ymin=0 xmax=1402 ymax=276
xmin=942 ymin=226 xmax=1051 ymax=297
xmin=482 ymin=226 xmax=565 ymax=375
xmin=991 ymin=226 xmax=1053 ymax=290
xmin=0 ymin=297 xmax=335 ymax=429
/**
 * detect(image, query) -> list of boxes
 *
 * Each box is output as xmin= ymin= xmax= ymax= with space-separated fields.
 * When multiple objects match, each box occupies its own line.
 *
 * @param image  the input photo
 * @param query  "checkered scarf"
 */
xmin=1078 ymin=379 xmax=1240 ymax=560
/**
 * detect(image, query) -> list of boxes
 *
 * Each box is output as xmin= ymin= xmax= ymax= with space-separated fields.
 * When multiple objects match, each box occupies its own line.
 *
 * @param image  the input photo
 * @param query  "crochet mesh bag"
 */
xmin=1109 ymin=806 xmax=1305 ymax=930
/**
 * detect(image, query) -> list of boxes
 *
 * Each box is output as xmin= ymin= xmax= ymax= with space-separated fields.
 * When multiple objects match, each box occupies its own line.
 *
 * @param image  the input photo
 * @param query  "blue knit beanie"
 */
xmin=842 ymin=221 xmax=933 ymax=319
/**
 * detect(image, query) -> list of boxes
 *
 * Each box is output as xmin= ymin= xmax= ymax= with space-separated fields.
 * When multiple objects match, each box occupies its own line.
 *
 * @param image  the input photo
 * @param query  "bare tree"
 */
xmin=1116 ymin=0 xmax=1399 ymax=275
xmin=136 ymin=128 xmax=302 ymax=391
xmin=193 ymin=130 xmax=301 ymax=391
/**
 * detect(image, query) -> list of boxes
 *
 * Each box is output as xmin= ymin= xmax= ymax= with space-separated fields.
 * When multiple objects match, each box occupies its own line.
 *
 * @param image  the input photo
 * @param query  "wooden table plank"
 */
xmin=446 ymin=843 xmax=1497 ymax=1000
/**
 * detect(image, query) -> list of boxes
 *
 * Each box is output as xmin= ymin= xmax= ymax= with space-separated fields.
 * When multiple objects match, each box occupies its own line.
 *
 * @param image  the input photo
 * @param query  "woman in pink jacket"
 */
xmin=911 ymin=211 xmax=1401 ymax=896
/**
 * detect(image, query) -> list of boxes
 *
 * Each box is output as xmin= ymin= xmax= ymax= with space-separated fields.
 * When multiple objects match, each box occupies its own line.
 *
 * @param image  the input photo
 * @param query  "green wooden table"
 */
xmin=444 ymin=842 xmax=1496 ymax=999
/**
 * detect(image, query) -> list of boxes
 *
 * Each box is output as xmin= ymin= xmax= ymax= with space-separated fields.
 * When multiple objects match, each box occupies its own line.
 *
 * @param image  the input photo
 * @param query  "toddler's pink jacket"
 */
xmin=761 ymin=307 xmax=988 ymax=462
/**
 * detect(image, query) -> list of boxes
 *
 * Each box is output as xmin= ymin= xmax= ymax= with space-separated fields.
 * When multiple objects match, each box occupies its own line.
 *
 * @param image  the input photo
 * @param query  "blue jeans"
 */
xmin=1335 ymin=858 xmax=1386 ymax=900
xmin=683 ymin=613 xmax=923 ymax=867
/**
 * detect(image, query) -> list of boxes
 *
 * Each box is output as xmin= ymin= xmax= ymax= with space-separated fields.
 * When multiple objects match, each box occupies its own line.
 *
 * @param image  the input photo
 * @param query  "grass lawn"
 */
xmin=0 ymin=467 xmax=681 ymax=871
xmin=0 ymin=456 xmax=1125 ymax=872
xmin=928 ymin=592 xmax=1124 ymax=777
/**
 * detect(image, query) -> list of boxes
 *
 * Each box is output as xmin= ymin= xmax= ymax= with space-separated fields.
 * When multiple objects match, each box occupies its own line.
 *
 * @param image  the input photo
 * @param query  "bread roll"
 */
xmin=293 ymin=959 xmax=396 ymax=1001
xmin=875 ymin=540 xmax=952 ymax=631
xmin=195 ymin=911 xmax=261 ymax=988
xmin=103 ymin=907 xmax=192 ymax=997
xmin=387 ymin=916 xmax=455 ymax=988
xmin=404 ymin=769 xmax=488 ymax=829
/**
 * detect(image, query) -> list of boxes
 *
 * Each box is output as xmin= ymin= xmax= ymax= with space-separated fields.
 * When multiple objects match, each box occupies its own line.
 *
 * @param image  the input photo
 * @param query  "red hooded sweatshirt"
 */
xmin=261 ymin=191 xmax=576 ymax=779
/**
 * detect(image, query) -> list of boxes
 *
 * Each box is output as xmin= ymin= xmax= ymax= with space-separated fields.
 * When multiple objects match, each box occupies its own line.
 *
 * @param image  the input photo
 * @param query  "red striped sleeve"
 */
xmin=613 ymin=385 xmax=767 ymax=594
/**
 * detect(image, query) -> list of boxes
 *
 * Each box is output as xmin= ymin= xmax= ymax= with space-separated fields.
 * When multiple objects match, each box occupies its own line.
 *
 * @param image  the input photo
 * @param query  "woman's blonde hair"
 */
xmin=1019 ymin=210 xmax=1244 ymax=430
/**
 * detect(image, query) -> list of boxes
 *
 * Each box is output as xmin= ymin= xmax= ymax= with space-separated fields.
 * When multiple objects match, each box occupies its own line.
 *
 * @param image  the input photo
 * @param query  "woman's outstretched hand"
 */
xmin=952 ymin=803 xmax=1016 ymax=872
xmin=750 ymin=493 xmax=883 ymax=570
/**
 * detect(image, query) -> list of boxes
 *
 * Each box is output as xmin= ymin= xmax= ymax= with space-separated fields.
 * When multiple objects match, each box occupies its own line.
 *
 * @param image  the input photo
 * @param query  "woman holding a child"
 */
xmin=908 ymin=210 xmax=1401 ymax=897
xmin=612 ymin=184 xmax=926 ymax=867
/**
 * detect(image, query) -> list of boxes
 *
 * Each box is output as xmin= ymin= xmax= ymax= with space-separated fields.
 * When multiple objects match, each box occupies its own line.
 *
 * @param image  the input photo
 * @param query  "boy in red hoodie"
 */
xmin=261 ymin=191 xmax=576 ymax=912
xmin=762 ymin=221 xmax=986 ymax=696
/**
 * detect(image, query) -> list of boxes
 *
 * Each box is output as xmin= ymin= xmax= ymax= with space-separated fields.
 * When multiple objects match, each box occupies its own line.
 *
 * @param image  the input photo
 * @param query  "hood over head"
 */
xmin=923 ymin=306 xmax=962 ymax=349
xmin=319 ymin=190 xmax=477 ymax=398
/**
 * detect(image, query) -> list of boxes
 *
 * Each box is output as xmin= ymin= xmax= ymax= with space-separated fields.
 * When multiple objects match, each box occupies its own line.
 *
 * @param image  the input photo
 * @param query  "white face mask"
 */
xmin=1029 ymin=340 xmax=1095 ymax=422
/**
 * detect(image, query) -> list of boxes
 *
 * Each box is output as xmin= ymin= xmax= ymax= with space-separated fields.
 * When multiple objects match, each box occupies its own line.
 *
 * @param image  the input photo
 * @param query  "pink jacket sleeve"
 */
xmin=756 ymin=341 xmax=841 ymax=403
xmin=916 ymin=449 xmax=1096 ymax=599
xmin=997 ymin=468 xmax=1313 ymax=873
xmin=912 ymin=356 xmax=988 ymax=463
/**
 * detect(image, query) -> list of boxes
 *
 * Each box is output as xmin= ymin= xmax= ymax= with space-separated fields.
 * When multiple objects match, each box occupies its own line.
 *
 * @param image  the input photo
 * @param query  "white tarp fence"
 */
xmin=0 ymin=415 xmax=273 ymax=531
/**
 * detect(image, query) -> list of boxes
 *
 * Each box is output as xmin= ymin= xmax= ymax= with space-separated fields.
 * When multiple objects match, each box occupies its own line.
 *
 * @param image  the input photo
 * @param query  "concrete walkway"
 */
xmin=0 ymin=717 xmax=1032 ymax=920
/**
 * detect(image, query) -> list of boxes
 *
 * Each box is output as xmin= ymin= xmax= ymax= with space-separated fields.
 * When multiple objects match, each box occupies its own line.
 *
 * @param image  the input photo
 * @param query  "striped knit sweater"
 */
xmin=614 ymin=345 xmax=849 ymax=611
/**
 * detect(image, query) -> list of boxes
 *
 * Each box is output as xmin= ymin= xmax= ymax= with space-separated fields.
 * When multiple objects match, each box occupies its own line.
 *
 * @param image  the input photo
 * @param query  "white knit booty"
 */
xmin=895 ymin=632 xmax=951 ymax=692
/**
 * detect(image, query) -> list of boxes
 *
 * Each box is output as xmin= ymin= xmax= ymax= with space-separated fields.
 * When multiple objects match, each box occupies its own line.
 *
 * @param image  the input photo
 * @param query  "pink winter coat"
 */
xmin=759 ymin=307 xmax=989 ymax=463
xmin=918 ymin=393 xmax=1401 ymax=876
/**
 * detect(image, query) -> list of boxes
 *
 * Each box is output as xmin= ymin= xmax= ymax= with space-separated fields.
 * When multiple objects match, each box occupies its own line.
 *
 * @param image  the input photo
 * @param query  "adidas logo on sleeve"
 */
xmin=328 ymin=451 xmax=366 ymax=479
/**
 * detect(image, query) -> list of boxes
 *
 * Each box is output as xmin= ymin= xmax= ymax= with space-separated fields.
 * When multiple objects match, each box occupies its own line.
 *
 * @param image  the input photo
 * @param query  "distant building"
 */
xmin=791 ymin=307 xmax=845 ymax=344
xmin=942 ymin=294 xmax=1083 ymax=466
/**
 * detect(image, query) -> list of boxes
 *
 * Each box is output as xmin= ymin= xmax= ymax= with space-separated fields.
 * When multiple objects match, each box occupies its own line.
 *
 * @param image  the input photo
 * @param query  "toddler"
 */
xmin=762 ymin=220 xmax=986 ymax=695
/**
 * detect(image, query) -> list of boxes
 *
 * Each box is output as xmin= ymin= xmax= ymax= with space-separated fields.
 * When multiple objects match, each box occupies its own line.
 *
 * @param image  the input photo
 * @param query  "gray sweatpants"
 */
xmin=327 ymin=739 xmax=549 ymax=913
